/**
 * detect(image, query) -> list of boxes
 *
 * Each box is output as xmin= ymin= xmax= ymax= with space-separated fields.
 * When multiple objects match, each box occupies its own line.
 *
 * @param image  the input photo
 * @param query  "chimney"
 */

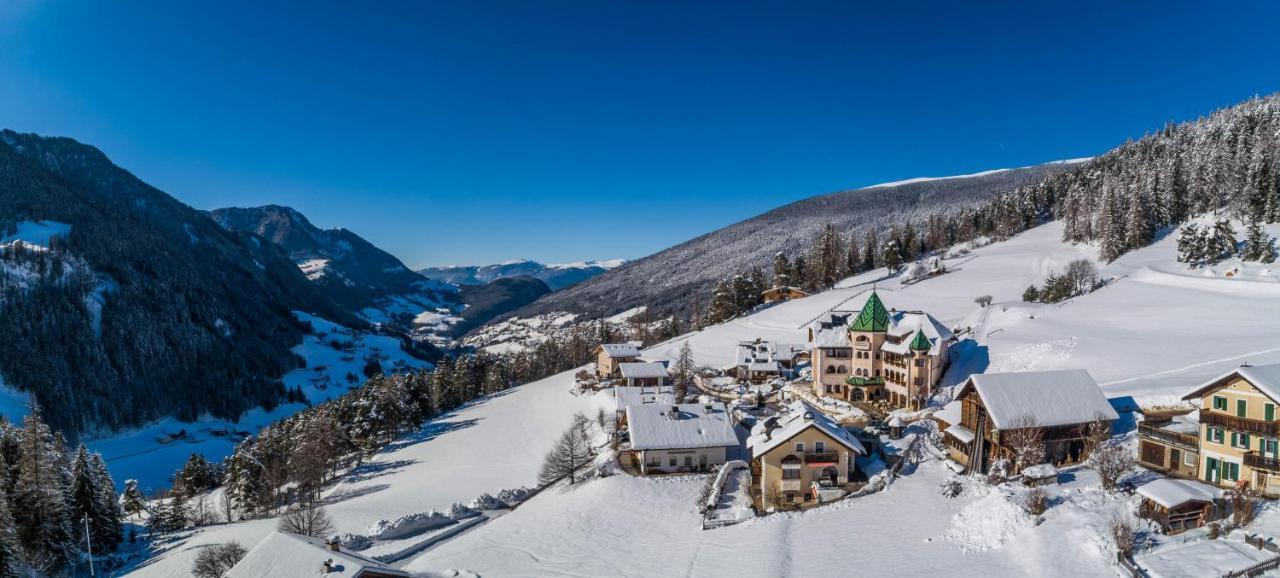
xmin=322 ymin=559 xmax=335 ymax=573
xmin=325 ymin=536 xmax=341 ymax=552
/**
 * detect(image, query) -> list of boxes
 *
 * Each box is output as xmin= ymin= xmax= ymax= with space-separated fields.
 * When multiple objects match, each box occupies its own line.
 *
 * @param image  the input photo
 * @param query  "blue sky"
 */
xmin=2 ymin=2 xmax=1279 ymax=267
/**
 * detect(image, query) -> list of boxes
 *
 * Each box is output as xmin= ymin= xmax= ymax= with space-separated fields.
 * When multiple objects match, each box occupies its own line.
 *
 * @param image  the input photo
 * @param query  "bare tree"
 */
xmin=1064 ymin=259 xmax=1100 ymax=296
xmin=278 ymin=502 xmax=335 ymax=538
xmin=191 ymin=494 xmax=215 ymax=527
xmin=1081 ymin=412 xmax=1113 ymax=457
xmin=191 ymin=542 xmax=247 ymax=578
xmin=1228 ymin=485 xmax=1262 ymax=526
xmin=764 ymin=480 xmax=786 ymax=511
xmin=1091 ymin=441 xmax=1134 ymax=492
xmin=537 ymin=419 xmax=595 ymax=486
xmin=1111 ymin=515 xmax=1137 ymax=558
xmin=1002 ymin=415 xmax=1044 ymax=473
xmin=974 ymin=295 xmax=993 ymax=308
xmin=1023 ymin=487 xmax=1048 ymax=515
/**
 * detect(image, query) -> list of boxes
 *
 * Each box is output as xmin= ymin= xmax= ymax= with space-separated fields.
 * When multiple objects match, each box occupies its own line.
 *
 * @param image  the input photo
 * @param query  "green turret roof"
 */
xmin=849 ymin=291 xmax=890 ymax=332
xmin=909 ymin=329 xmax=931 ymax=351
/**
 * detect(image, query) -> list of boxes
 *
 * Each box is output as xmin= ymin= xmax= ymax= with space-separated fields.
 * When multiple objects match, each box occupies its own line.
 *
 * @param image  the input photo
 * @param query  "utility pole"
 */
xmin=84 ymin=514 xmax=94 ymax=577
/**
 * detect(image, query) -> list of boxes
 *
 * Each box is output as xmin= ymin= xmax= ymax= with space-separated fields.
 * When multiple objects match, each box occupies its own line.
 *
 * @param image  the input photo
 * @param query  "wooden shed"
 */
xmin=1136 ymin=478 xmax=1224 ymax=535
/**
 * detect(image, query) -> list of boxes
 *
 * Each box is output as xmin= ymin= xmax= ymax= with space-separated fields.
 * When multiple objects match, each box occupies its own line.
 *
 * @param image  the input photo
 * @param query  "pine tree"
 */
xmin=71 ymin=445 xmax=118 ymax=555
xmin=13 ymin=412 xmax=73 ymax=574
xmin=862 ymin=229 xmax=879 ymax=271
xmin=771 ymin=253 xmax=789 ymax=287
xmin=1123 ymin=187 xmax=1153 ymax=250
xmin=672 ymin=342 xmax=695 ymax=401
xmin=1176 ymin=224 xmax=1202 ymax=265
xmin=0 ymin=477 xmax=20 ymax=578
xmin=1242 ymin=216 xmax=1278 ymax=263
xmin=120 ymin=479 xmax=146 ymax=520
xmin=90 ymin=453 xmax=124 ymax=550
xmin=1211 ymin=219 xmax=1238 ymax=262
xmin=880 ymin=240 xmax=902 ymax=272
xmin=845 ymin=232 xmax=861 ymax=277
xmin=1097 ymin=186 xmax=1124 ymax=262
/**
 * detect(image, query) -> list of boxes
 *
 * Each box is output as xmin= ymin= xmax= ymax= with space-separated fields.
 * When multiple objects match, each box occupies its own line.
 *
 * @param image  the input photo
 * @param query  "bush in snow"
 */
xmin=986 ymin=459 xmax=1011 ymax=485
xmin=469 ymin=493 xmax=505 ymax=511
xmin=497 ymin=487 xmax=532 ymax=507
xmin=191 ymin=542 xmax=246 ymax=578
xmin=335 ymin=533 xmax=372 ymax=551
xmin=1090 ymin=441 xmax=1134 ymax=492
xmin=1110 ymin=514 xmax=1137 ymax=558
xmin=364 ymin=510 xmax=454 ymax=540
xmin=1228 ymin=485 xmax=1262 ymax=526
xmin=974 ymin=295 xmax=993 ymax=308
xmin=1022 ymin=487 xmax=1048 ymax=516
xmin=939 ymin=479 xmax=963 ymax=499
xmin=449 ymin=502 xmax=480 ymax=520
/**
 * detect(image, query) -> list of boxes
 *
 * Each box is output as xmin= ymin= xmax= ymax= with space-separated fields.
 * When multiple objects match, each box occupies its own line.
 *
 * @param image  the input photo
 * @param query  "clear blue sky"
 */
xmin=2 ymin=2 xmax=1279 ymax=267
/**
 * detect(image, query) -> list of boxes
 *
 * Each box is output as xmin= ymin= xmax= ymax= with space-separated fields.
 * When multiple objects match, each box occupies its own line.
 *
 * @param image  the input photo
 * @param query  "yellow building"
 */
xmin=1181 ymin=363 xmax=1280 ymax=496
xmin=808 ymin=291 xmax=953 ymax=410
xmin=595 ymin=343 xmax=641 ymax=378
xmin=748 ymin=401 xmax=866 ymax=510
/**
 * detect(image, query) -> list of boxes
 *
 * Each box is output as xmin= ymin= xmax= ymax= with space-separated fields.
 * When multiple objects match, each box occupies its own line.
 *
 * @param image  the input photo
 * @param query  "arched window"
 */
xmin=826 ymin=365 xmax=836 ymax=374
xmin=837 ymin=365 xmax=846 ymax=374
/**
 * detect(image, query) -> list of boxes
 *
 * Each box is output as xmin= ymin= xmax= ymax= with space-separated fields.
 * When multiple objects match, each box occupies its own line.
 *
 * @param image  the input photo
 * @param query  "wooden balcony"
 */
xmin=1245 ymin=451 xmax=1280 ymax=472
xmin=1138 ymin=422 xmax=1199 ymax=450
xmin=804 ymin=452 xmax=839 ymax=465
xmin=1201 ymin=411 xmax=1280 ymax=436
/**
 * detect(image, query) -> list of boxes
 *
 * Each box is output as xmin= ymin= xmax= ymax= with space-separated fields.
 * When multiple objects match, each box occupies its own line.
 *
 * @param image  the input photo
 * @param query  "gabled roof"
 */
xmin=909 ymin=329 xmax=931 ymax=351
xmin=228 ymin=531 xmax=411 ymax=578
xmin=748 ymin=401 xmax=866 ymax=458
xmin=849 ymin=291 xmax=890 ymax=332
xmin=934 ymin=400 xmax=962 ymax=426
xmin=613 ymin=385 xmax=676 ymax=412
xmin=619 ymin=361 xmax=668 ymax=379
xmin=598 ymin=343 xmax=641 ymax=358
xmin=1181 ymin=363 xmax=1280 ymax=404
xmin=627 ymin=402 xmax=739 ymax=450
xmin=956 ymin=369 xmax=1118 ymax=430
xmin=1137 ymin=478 xmax=1222 ymax=509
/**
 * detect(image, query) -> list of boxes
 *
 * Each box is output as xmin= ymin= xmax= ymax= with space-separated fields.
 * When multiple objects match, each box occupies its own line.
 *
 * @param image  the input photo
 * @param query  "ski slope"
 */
xmin=124 ymin=218 xmax=1280 ymax=576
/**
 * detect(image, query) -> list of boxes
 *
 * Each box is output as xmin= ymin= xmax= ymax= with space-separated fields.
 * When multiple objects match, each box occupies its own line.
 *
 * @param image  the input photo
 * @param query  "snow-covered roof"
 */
xmin=1182 ymin=362 xmax=1280 ymax=403
xmin=613 ymin=385 xmax=676 ymax=412
xmin=619 ymin=362 xmax=668 ymax=379
xmin=956 ymin=369 xmax=1118 ymax=430
xmin=772 ymin=344 xmax=808 ymax=362
xmin=944 ymin=424 xmax=975 ymax=444
xmin=748 ymin=401 xmax=866 ymax=458
xmin=228 ymin=531 xmax=411 ymax=578
xmin=934 ymin=400 xmax=962 ymax=426
xmin=1021 ymin=463 xmax=1056 ymax=479
xmin=808 ymin=308 xmax=952 ymax=355
xmin=598 ymin=343 xmax=641 ymax=358
xmin=746 ymin=362 xmax=780 ymax=373
xmin=626 ymin=402 xmax=739 ymax=451
xmin=1148 ymin=411 xmax=1200 ymax=435
xmin=1137 ymin=478 xmax=1222 ymax=509
xmin=810 ymin=312 xmax=854 ymax=348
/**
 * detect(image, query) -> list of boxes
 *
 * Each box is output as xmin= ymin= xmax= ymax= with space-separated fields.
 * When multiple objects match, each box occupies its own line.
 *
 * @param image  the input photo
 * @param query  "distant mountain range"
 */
xmin=210 ymin=205 xmax=460 ymax=328
xmin=419 ymin=259 xmax=625 ymax=291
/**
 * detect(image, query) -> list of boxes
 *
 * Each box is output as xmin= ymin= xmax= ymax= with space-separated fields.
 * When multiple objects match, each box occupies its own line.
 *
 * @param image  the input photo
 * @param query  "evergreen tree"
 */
xmin=13 ymin=412 xmax=73 ymax=574
xmin=1242 ymin=216 xmax=1278 ymax=263
xmin=1096 ymin=186 xmax=1124 ymax=262
xmin=89 ymin=454 xmax=123 ymax=550
xmin=70 ymin=445 xmax=118 ymax=555
xmin=790 ymin=255 xmax=808 ymax=291
xmin=862 ymin=228 xmax=879 ymax=271
xmin=1176 ymin=224 xmax=1202 ymax=265
xmin=120 ymin=479 xmax=147 ymax=520
xmin=771 ymin=252 xmax=790 ymax=287
xmin=845 ymin=232 xmax=861 ymax=277
xmin=1123 ymin=187 xmax=1153 ymax=250
xmin=880 ymin=240 xmax=903 ymax=272
xmin=672 ymin=342 xmax=695 ymax=402
xmin=1210 ymin=219 xmax=1238 ymax=261
xmin=0 ymin=486 xmax=20 ymax=578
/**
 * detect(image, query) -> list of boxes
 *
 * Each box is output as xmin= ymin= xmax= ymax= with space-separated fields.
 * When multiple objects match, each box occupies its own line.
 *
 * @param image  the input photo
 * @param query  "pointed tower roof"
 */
xmin=909 ymin=328 xmax=931 ymax=351
xmin=849 ymin=291 xmax=890 ymax=332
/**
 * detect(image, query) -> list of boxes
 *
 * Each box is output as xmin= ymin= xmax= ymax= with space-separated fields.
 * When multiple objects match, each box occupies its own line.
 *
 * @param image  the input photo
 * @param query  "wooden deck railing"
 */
xmin=1245 ymin=451 xmax=1280 ymax=472
xmin=1201 ymin=411 xmax=1280 ymax=436
xmin=1137 ymin=422 xmax=1199 ymax=449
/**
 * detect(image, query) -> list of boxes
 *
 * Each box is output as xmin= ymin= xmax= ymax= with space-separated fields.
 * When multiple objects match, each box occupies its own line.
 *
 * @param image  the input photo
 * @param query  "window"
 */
xmin=684 ymin=456 xmax=693 ymax=467
xmin=1213 ymin=396 xmax=1228 ymax=411
xmin=1232 ymin=432 xmax=1251 ymax=449
xmin=1206 ymin=426 xmax=1225 ymax=444
xmin=1238 ymin=399 xmax=1248 ymax=418
xmin=781 ymin=468 xmax=801 ymax=480
xmin=1184 ymin=452 xmax=1196 ymax=466
xmin=1223 ymin=461 xmax=1240 ymax=482
xmin=826 ymin=365 xmax=836 ymax=374
xmin=815 ymin=441 xmax=825 ymax=453
xmin=786 ymin=492 xmax=796 ymax=502
xmin=795 ymin=442 xmax=805 ymax=453
xmin=837 ymin=365 xmax=846 ymax=374
xmin=669 ymin=456 xmax=677 ymax=467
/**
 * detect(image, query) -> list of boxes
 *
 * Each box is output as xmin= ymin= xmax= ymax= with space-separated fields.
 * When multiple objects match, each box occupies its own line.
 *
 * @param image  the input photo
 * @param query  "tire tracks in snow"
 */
xmin=1099 ymin=345 xmax=1280 ymax=387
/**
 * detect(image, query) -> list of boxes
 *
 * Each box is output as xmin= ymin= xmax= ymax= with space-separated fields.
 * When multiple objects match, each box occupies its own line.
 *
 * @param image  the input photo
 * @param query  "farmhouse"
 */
xmin=808 ymin=290 xmax=953 ymax=410
xmin=626 ymin=402 xmax=739 ymax=474
xmin=595 ymin=343 xmax=641 ymax=378
xmin=761 ymin=285 xmax=809 ymax=304
xmin=726 ymin=339 xmax=804 ymax=383
xmin=228 ymin=531 xmax=410 ymax=578
xmin=942 ymin=369 xmax=1118 ymax=474
xmin=1181 ymin=362 xmax=1280 ymax=496
xmin=1137 ymin=411 xmax=1201 ymax=479
xmin=618 ymin=361 xmax=669 ymax=387
xmin=748 ymin=401 xmax=865 ymax=510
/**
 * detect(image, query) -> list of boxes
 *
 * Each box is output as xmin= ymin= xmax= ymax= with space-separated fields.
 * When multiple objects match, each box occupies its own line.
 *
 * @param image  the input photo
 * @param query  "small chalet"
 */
xmin=228 ymin=532 xmax=410 ymax=578
xmin=626 ymin=402 xmax=739 ymax=474
xmin=1180 ymin=362 xmax=1280 ymax=496
xmin=727 ymin=339 xmax=788 ymax=384
xmin=595 ymin=343 xmax=641 ymax=378
xmin=1137 ymin=411 xmax=1201 ymax=479
xmin=761 ymin=285 xmax=810 ymax=304
xmin=1136 ymin=478 xmax=1223 ymax=534
xmin=943 ymin=369 xmax=1118 ymax=474
xmin=748 ymin=401 xmax=865 ymax=509
xmin=618 ymin=361 xmax=669 ymax=387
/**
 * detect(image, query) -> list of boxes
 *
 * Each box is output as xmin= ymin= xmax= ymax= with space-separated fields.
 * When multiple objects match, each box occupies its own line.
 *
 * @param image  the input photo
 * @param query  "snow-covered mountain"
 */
xmin=419 ymin=258 xmax=625 ymax=291
xmin=211 ymin=205 xmax=462 ymax=329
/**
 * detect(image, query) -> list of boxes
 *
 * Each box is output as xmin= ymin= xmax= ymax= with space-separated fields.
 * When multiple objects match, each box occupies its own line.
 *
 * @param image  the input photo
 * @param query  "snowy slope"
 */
xmin=90 ymin=313 xmax=429 ymax=493
xmin=123 ymin=218 xmax=1280 ymax=577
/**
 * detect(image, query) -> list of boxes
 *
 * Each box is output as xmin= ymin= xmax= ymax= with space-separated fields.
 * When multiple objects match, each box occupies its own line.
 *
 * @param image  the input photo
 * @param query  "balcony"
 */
xmin=1245 ymin=452 xmax=1280 ymax=472
xmin=804 ymin=452 xmax=840 ymax=465
xmin=1138 ymin=422 xmax=1200 ymax=450
xmin=779 ymin=478 xmax=802 ymax=491
xmin=1201 ymin=411 xmax=1280 ymax=436
xmin=847 ymin=376 xmax=885 ymax=387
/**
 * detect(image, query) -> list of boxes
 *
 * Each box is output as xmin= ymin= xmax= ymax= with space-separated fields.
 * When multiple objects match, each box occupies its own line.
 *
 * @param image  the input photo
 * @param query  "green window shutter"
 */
xmin=1207 ymin=427 xmax=1213 ymax=441
xmin=1231 ymin=462 xmax=1240 ymax=481
xmin=1239 ymin=399 xmax=1248 ymax=417
xmin=1242 ymin=433 xmax=1251 ymax=448
xmin=1267 ymin=403 xmax=1275 ymax=422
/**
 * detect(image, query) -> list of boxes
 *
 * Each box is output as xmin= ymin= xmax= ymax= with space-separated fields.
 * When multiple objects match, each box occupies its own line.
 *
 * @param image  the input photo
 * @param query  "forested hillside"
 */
xmin=0 ymin=130 xmax=357 ymax=435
